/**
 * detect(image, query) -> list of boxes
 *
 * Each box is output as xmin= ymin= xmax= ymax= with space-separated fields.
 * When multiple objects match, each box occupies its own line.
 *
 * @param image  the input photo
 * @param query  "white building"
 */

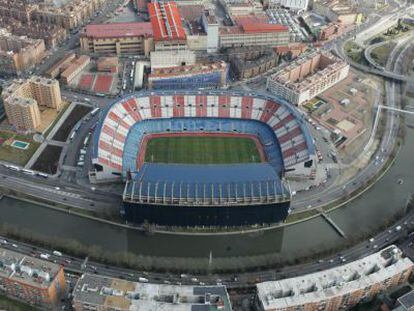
xmin=202 ymin=10 xmax=220 ymax=53
xmin=150 ymin=50 xmax=196 ymax=70
xmin=268 ymin=0 xmax=309 ymax=11
xmin=256 ymin=245 xmax=413 ymax=311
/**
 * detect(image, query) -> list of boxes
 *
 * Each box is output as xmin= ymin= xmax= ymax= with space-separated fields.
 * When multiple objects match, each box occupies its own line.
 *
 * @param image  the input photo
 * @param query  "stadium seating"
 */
xmin=92 ymin=91 xmax=315 ymax=175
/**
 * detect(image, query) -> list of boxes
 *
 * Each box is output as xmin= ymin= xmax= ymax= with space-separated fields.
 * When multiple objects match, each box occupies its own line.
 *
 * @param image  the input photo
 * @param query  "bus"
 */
xmin=90 ymin=107 xmax=100 ymax=116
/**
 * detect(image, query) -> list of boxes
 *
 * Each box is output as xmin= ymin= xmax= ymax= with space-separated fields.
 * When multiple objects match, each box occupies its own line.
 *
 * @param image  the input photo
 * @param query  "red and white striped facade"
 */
xmin=94 ymin=93 xmax=314 ymax=177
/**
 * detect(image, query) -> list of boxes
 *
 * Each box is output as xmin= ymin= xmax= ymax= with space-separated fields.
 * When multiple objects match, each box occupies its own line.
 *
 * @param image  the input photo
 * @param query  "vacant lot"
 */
xmin=0 ymin=131 xmax=40 ymax=166
xmin=30 ymin=145 xmax=62 ymax=174
xmin=52 ymin=105 xmax=92 ymax=142
xmin=145 ymin=136 xmax=262 ymax=164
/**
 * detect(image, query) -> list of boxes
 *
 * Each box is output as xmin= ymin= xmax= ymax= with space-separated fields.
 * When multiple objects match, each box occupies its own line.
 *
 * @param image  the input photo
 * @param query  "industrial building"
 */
xmin=1 ymin=76 xmax=63 ymax=132
xmin=266 ymin=51 xmax=349 ymax=105
xmin=256 ymin=245 xmax=413 ymax=311
xmin=148 ymin=1 xmax=188 ymax=51
xmin=72 ymin=273 xmax=232 ymax=310
xmin=148 ymin=61 xmax=228 ymax=89
xmin=0 ymin=247 xmax=66 ymax=308
xmin=219 ymin=23 xmax=290 ymax=48
xmin=80 ymin=22 xmax=154 ymax=57
xmin=229 ymin=47 xmax=279 ymax=79
xmin=0 ymin=28 xmax=45 ymax=75
xmin=219 ymin=0 xmax=264 ymax=17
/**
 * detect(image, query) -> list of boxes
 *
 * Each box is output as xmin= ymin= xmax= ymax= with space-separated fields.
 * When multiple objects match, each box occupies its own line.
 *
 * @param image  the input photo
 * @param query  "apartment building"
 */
xmin=219 ymin=23 xmax=290 ymax=48
xmin=0 ymin=28 xmax=45 ymax=75
xmin=2 ymin=76 xmax=62 ymax=132
xmin=230 ymin=47 xmax=279 ymax=79
xmin=46 ymin=53 xmax=77 ymax=79
xmin=256 ymin=245 xmax=413 ymax=311
xmin=80 ymin=22 xmax=153 ymax=56
xmin=0 ymin=0 xmax=109 ymax=31
xmin=60 ymin=55 xmax=91 ymax=85
xmin=72 ymin=273 xmax=232 ymax=310
xmin=0 ymin=247 xmax=66 ymax=308
xmin=267 ymin=51 xmax=349 ymax=105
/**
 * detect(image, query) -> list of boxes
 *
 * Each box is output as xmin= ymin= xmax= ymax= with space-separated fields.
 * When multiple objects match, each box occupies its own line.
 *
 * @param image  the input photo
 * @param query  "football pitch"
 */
xmin=144 ymin=136 xmax=262 ymax=164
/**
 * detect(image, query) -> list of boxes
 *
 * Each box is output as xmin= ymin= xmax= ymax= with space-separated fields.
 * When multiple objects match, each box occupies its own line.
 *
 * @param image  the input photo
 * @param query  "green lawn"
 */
xmin=144 ymin=136 xmax=262 ymax=164
xmin=0 ymin=131 xmax=40 ymax=166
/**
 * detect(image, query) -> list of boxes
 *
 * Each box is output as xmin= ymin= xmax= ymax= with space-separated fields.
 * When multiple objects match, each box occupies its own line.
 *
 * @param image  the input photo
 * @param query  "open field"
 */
xmin=30 ymin=145 xmax=62 ymax=174
xmin=0 ymin=131 xmax=40 ymax=166
xmin=144 ymin=135 xmax=263 ymax=164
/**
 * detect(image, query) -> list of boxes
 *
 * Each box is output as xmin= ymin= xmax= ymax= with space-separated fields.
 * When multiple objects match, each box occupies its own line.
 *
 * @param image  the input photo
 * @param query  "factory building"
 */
xmin=266 ymin=51 xmax=349 ymax=105
xmin=150 ymin=49 xmax=196 ymax=70
xmin=79 ymin=22 xmax=154 ymax=57
xmin=148 ymin=61 xmax=228 ymax=89
xmin=72 ymin=273 xmax=232 ymax=310
xmin=256 ymin=245 xmax=413 ymax=311
xmin=0 ymin=247 xmax=66 ymax=308
xmin=219 ymin=23 xmax=290 ymax=48
xmin=148 ymin=1 xmax=188 ymax=51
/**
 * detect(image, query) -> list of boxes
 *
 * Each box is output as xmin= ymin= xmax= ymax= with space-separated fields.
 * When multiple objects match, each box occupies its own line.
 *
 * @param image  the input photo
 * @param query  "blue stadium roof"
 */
xmin=124 ymin=163 xmax=290 ymax=205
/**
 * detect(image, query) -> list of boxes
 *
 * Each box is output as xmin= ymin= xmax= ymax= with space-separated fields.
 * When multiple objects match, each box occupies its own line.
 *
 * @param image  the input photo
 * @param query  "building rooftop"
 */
xmin=150 ymin=61 xmax=227 ymax=78
xmin=61 ymin=55 xmax=90 ymax=80
xmin=257 ymin=245 xmax=413 ymax=310
xmin=73 ymin=273 xmax=232 ymax=310
xmin=148 ymin=1 xmax=186 ymax=41
xmin=83 ymin=22 xmax=153 ymax=38
xmin=0 ymin=248 xmax=62 ymax=289
xmin=241 ymin=23 xmax=288 ymax=33
xmin=397 ymin=290 xmax=414 ymax=310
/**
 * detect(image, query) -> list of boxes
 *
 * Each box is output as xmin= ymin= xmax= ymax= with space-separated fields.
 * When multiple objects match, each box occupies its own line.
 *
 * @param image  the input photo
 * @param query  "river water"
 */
xmin=0 ymin=122 xmax=413 ymax=269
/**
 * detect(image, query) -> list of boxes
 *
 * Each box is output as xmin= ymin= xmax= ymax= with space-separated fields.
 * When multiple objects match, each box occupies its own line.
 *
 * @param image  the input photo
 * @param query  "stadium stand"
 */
xmin=90 ymin=90 xmax=315 ymax=226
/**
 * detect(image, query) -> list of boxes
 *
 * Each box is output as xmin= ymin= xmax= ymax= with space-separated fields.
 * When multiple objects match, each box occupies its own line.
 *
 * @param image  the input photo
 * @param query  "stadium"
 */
xmin=90 ymin=90 xmax=316 ymax=227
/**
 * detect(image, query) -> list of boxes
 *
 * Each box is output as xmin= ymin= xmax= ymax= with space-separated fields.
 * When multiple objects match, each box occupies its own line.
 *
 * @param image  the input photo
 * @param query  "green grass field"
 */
xmin=144 ymin=136 xmax=262 ymax=164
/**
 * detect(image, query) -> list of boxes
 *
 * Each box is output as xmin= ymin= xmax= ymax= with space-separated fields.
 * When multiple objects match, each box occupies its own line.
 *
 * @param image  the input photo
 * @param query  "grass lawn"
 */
xmin=144 ymin=136 xmax=262 ymax=164
xmin=0 ymin=131 xmax=40 ymax=166
xmin=0 ymin=295 xmax=36 ymax=311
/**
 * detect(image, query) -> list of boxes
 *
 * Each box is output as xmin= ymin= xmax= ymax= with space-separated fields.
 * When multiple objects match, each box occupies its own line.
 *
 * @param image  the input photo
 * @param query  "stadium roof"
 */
xmin=83 ymin=22 xmax=153 ymax=38
xmin=148 ymin=1 xmax=186 ymax=41
xmin=124 ymin=163 xmax=290 ymax=205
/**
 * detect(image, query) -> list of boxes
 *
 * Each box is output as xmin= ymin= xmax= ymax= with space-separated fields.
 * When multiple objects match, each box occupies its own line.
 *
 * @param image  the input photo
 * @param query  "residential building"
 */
xmin=256 ymin=245 xmax=413 ymax=311
xmin=1 ymin=76 xmax=62 ymax=132
xmin=318 ymin=22 xmax=345 ymax=41
xmin=0 ymin=247 xmax=66 ymax=308
xmin=266 ymin=51 xmax=349 ymax=105
xmin=45 ymin=53 xmax=77 ymax=79
xmin=80 ymin=22 xmax=154 ymax=56
xmin=229 ymin=47 xmax=279 ymax=79
xmin=148 ymin=61 xmax=228 ymax=89
xmin=219 ymin=23 xmax=290 ymax=48
xmin=72 ymin=273 xmax=232 ymax=310
xmin=0 ymin=28 xmax=45 ymax=75
xmin=60 ymin=55 xmax=90 ymax=85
